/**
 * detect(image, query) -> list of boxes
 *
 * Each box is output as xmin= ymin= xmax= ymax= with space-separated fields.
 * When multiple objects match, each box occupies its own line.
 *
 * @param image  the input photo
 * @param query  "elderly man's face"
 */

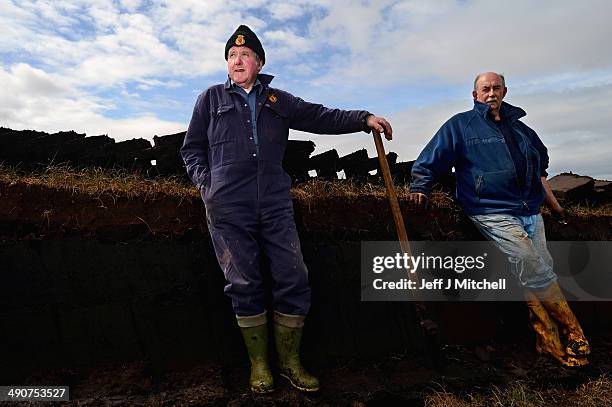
xmin=227 ymin=46 xmax=261 ymax=88
xmin=472 ymin=73 xmax=507 ymax=115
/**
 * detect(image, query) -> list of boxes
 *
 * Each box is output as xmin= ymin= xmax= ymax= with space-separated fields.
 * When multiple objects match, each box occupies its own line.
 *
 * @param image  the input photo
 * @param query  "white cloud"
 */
xmin=4 ymin=0 xmax=612 ymax=88
xmin=120 ymin=0 xmax=142 ymax=13
xmin=0 ymin=63 xmax=184 ymax=141
xmin=264 ymin=29 xmax=315 ymax=61
xmin=308 ymin=0 xmax=612 ymax=87
xmin=4 ymin=63 xmax=69 ymax=96
xmin=310 ymin=0 xmax=390 ymax=55
xmin=269 ymin=3 xmax=305 ymax=20
xmin=136 ymin=78 xmax=183 ymax=90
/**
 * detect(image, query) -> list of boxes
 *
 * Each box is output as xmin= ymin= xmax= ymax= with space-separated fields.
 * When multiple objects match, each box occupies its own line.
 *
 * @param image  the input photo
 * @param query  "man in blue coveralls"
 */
xmin=180 ymin=25 xmax=393 ymax=393
xmin=408 ymin=72 xmax=590 ymax=367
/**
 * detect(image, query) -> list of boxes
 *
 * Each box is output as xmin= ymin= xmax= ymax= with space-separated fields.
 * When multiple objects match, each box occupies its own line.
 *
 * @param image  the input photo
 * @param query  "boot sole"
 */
xmin=280 ymin=373 xmax=320 ymax=392
xmin=566 ymin=339 xmax=591 ymax=357
xmin=251 ymin=386 xmax=275 ymax=394
xmin=562 ymin=357 xmax=590 ymax=367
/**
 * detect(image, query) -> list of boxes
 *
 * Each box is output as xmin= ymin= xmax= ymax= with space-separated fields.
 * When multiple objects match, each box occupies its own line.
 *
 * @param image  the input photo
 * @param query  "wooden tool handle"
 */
xmin=372 ymin=130 xmax=440 ymax=364
xmin=372 ymin=130 xmax=412 ymax=258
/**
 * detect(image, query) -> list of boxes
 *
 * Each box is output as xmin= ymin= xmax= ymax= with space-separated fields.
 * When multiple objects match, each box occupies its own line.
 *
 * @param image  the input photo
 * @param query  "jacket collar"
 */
xmin=224 ymin=73 xmax=275 ymax=90
xmin=473 ymin=100 xmax=526 ymax=123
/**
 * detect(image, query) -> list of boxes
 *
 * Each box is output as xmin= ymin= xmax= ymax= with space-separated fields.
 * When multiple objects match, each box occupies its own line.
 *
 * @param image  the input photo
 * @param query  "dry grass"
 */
xmin=291 ymin=178 xmax=395 ymax=200
xmin=570 ymin=374 xmax=612 ymax=407
xmin=425 ymin=390 xmax=482 ymax=407
xmin=0 ymin=164 xmax=609 ymax=215
xmin=424 ymin=376 xmax=612 ymax=407
xmin=489 ymin=381 xmax=546 ymax=407
xmin=0 ymin=164 xmax=454 ymax=204
xmin=424 ymin=381 xmax=544 ymax=407
xmin=292 ymin=178 xmax=457 ymax=208
xmin=0 ymin=164 xmax=195 ymax=199
xmin=557 ymin=203 xmax=612 ymax=218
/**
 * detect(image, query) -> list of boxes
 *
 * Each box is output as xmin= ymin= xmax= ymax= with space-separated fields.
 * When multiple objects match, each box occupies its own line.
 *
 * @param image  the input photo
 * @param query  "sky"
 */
xmin=1 ymin=0 xmax=611 ymax=179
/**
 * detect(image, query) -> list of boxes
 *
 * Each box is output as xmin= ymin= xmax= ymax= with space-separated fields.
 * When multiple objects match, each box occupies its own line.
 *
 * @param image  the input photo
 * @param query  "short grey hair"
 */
xmin=254 ymin=53 xmax=264 ymax=69
xmin=473 ymin=72 xmax=505 ymax=90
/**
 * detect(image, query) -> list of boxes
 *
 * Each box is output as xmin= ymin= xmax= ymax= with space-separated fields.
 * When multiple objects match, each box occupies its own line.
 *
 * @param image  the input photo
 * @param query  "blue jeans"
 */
xmin=469 ymin=213 xmax=557 ymax=290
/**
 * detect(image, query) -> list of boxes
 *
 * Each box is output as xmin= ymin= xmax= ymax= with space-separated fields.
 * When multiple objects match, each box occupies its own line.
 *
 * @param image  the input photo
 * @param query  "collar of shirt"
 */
xmin=229 ymin=78 xmax=263 ymax=96
xmin=490 ymin=113 xmax=505 ymax=125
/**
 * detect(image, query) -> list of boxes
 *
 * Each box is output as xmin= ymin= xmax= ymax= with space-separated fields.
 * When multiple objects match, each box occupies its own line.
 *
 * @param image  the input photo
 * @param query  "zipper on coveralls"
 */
xmin=254 ymin=99 xmax=264 ymax=213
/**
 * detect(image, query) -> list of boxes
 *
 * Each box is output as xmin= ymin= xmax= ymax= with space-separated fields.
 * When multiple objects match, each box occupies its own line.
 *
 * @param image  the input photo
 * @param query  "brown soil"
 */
xmin=2 ymin=178 xmax=609 ymax=242
xmin=0 ymin=179 xmax=207 ymax=240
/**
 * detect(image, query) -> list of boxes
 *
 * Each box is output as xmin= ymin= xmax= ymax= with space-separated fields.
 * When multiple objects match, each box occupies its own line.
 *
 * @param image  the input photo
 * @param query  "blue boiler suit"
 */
xmin=181 ymin=74 xmax=372 ymax=316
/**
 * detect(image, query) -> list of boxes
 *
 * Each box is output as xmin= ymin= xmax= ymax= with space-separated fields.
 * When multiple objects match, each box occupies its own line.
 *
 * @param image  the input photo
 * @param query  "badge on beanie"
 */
xmin=235 ymin=35 xmax=245 ymax=46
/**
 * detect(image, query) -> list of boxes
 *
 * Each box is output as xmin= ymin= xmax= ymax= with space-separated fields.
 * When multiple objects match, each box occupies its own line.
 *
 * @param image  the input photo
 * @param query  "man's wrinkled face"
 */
xmin=227 ymin=46 xmax=261 ymax=87
xmin=472 ymin=73 xmax=507 ymax=113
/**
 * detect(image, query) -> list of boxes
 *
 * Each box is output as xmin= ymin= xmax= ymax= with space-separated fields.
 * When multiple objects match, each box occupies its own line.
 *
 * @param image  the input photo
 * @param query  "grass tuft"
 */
xmin=424 ymin=376 xmax=612 ymax=407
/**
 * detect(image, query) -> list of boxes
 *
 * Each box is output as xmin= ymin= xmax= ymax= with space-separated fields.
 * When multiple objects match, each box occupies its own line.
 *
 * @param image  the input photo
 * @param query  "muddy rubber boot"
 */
xmin=535 ymin=282 xmax=591 ymax=357
xmin=273 ymin=312 xmax=320 ymax=392
xmin=524 ymin=291 xmax=588 ymax=367
xmin=237 ymin=313 xmax=275 ymax=394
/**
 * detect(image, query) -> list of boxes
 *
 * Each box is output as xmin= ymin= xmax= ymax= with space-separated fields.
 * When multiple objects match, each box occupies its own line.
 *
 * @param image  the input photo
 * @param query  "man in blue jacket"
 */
xmin=409 ymin=72 xmax=590 ymax=367
xmin=181 ymin=25 xmax=392 ymax=393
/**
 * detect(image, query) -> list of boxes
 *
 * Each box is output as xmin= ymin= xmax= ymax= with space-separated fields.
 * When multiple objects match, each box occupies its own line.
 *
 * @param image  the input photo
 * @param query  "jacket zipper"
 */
xmin=495 ymin=121 xmax=528 ymax=211
xmin=494 ymin=124 xmax=521 ymax=189
xmin=475 ymin=175 xmax=483 ymax=196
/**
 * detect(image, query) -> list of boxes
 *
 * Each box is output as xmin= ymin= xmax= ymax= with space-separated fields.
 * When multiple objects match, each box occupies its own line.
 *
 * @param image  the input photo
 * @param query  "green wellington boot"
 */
xmin=237 ymin=313 xmax=275 ymax=394
xmin=273 ymin=311 xmax=320 ymax=392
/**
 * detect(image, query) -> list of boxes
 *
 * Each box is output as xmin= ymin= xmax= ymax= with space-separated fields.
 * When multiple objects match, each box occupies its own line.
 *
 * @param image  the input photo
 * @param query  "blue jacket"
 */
xmin=410 ymin=101 xmax=548 ymax=215
xmin=181 ymin=74 xmax=372 ymax=207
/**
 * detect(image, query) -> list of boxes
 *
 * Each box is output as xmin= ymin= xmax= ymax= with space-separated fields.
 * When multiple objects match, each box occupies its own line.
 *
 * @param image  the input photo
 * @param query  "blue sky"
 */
xmin=1 ymin=0 xmax=611 ymax=179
